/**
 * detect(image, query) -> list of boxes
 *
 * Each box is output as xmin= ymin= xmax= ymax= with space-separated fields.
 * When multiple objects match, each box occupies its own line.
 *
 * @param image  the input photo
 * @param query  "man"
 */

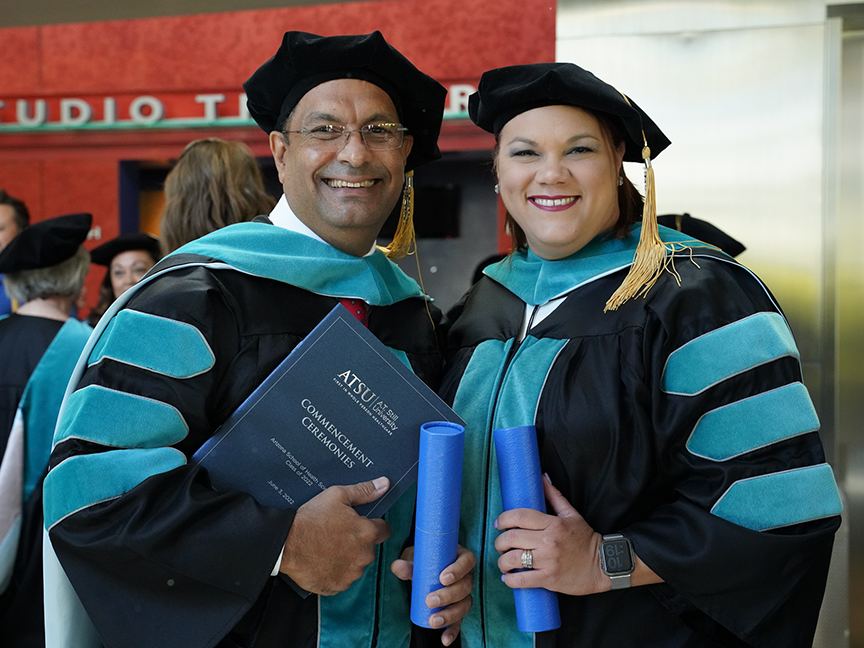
xmin=44 ymin=32 xmax=472 ymax=648
xmin=0 ymin=213 xmax=93 ymax=647
xmin=0 ymin=189 xmax=32 ymax=315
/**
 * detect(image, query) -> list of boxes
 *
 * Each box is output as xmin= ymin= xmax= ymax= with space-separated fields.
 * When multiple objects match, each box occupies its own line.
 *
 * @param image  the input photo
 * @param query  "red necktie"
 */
xmin=339 ymin=298 xmax=369 ymax=327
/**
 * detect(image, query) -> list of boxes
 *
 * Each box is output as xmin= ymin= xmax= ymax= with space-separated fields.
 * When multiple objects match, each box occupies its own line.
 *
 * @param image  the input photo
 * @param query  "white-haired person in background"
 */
xmin=0 ymin=213 xmax=93 ymax=645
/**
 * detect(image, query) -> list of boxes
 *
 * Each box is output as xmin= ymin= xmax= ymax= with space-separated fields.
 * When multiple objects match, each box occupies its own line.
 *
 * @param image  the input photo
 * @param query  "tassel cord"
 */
xmin=376 ymin=170 xmax=436 ymax=330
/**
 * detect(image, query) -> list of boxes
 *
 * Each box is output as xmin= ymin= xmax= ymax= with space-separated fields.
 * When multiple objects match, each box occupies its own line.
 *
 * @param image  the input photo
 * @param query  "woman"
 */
xmin=159 ymin=138 xmax=276 ymax=255
xmin=0 ymin=213 xmax=93 ymax=646
xmin=87 ymin=232 xmax=160 ymax=326
xmin=441 ymin=63 xmax=842 ymax=647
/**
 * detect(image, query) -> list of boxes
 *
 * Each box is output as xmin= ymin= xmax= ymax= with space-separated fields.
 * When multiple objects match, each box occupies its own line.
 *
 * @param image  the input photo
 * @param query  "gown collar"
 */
xmin=171 ymin=221 xmax=424 ymax=306
xmin=484 ymin=224 xmax=719 ymax=305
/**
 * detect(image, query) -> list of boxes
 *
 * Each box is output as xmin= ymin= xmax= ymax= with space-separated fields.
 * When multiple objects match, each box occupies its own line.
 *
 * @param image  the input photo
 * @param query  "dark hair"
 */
xmin=0 ymin=189 xmax=31 ymax=232
xmin=494 ymin=108 xmax=644 ymax=253
xmin=159 ymin=138 xmax=276 ymax=255
xmin=87 ymin=248 xmax=159 ymax=327
xmin=87 ymin=271 xmax=116 ymax=327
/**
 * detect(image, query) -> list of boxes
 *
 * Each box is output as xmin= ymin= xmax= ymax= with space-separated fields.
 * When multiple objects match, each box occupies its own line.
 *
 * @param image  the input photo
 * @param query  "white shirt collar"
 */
xmin=268 ymin=194 xmax=377 ymax=257
xmin=268 ymin=194 xmax=325 ymax=243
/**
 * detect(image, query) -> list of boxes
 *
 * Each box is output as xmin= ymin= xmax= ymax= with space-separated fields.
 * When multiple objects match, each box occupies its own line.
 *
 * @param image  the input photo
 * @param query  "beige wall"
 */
xmin=555 ymin=1 xmax=861 ymax=645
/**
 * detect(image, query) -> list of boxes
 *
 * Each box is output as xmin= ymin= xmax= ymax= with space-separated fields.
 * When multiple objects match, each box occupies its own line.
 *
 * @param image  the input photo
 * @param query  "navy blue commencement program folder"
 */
xmin=193 ymin=303 xmax=463 ymax=518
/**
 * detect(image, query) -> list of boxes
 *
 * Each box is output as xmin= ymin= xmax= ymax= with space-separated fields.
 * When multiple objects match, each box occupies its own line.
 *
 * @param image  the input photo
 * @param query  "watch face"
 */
xmin=602 ymin=540 xmax=633 ymax=574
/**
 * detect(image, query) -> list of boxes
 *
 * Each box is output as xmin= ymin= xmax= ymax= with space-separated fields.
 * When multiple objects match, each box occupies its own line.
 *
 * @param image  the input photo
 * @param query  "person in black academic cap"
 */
xmin=0 ymin=213 xmax=93 ymax=647
xmin=44 ymin=32 xmax=473 ymax=648
xmin=87 ymin=232 xmax=161 ymax=326
xmin=439 ymin=62 xmax=840 ymax=648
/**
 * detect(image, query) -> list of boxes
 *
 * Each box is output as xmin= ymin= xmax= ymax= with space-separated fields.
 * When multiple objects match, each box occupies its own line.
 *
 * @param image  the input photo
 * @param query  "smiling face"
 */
xmin=496 ymin=105 xmax=626 ymax=260
xmin=109 ymin=249 xmax=156 ymax=298
xmin=269 ymin=78 xmax=414 ymax=256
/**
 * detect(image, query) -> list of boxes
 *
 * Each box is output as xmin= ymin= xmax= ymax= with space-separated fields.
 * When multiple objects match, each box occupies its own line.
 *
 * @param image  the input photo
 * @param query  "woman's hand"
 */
xmin=495 ymin=476 xmax=663 ymax=594
xmin=494 ymin=475 xmax=608 ymax=596
xmin=391 ymin=544 xmax=476 ymax=646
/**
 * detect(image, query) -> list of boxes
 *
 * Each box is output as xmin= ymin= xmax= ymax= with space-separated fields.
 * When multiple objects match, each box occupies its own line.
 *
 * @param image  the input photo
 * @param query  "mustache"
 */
xmin=319 ymin=162 xmax=390 ymax=178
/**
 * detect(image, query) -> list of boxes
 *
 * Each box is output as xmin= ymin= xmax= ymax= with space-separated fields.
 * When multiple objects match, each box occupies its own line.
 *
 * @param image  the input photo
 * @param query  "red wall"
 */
xmin=0 ymin=0 xmax=555 ymax=310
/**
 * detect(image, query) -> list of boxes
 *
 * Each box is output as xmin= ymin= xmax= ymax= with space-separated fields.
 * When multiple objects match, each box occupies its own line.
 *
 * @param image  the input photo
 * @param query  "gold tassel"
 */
xmin=604 ymin=145 xmax=671 ymax=312
xmin=377 ymin=171 xmax=436 ymax=330
xmin=380 ymin=170 xmax=416 ymax=260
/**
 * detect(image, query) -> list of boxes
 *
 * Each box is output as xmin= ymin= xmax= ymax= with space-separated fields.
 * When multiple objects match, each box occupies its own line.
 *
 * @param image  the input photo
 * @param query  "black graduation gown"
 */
xmin=440 ymin=231 xmax=841 ymax=648
xmin=45 ymin=222 xmax=445 ymax=648
xmin=0 ymin=314 xmax=63 ymax=647
xmin=0 ymin=315 xmax=91 ymax=648
xmin=0 ymin=315 xmax=63 ymax=456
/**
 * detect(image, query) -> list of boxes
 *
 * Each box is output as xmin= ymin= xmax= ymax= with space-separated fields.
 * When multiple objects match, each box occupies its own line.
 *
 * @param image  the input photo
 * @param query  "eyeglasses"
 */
xmin=283 ymin=123 xmax=408 ymax=151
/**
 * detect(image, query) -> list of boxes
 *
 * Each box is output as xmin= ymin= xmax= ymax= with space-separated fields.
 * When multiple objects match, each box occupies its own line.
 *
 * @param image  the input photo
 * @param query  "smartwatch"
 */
xmin=599 ymin=533 xmax=635 ymax=590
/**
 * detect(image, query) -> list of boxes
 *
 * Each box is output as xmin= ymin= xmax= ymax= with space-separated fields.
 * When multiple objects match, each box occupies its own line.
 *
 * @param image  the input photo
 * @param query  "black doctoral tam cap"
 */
xmin=244 ymin=30 xmax=447 ymax=171
xmin=468 ymin=62 xmax=670 ymax=163
xmin=657 ymin=213 xmax=746 ymax=258
xmin=90 ymin=232 xmax=161 ymax=266
xmin=0 ymin=212 xmax=91 ymax=273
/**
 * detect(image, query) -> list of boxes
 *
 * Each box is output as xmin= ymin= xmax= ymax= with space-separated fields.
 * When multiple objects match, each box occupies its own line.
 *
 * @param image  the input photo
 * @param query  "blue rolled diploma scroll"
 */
xmin=410 ymin=421 xmax=465 ymax=627
xmin=493 ymin=424 xmax=561 ymax=632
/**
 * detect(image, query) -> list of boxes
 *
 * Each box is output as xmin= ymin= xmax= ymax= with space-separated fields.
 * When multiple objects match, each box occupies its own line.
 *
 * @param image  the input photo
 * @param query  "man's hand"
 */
xmin=280 ymin=476 xmax=391 ymax=595
xmin=391 ymin=544 xmax=476 ymax=646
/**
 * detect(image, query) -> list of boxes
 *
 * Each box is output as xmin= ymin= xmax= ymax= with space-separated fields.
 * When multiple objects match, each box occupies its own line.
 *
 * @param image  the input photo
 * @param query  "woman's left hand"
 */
xmin=494 ymin=475 xmax=608 ymax=596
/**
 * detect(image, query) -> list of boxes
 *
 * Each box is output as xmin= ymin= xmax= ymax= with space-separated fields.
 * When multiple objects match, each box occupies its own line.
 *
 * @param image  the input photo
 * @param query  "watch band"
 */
xmin=609 ymin=572 xmax=631 ymax=590
xmin=600 ymin=533 xmax=634 ymax=590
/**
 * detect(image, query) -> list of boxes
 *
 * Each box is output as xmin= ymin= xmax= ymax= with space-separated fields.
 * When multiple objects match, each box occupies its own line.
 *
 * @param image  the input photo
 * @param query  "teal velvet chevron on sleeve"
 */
xmin=710 ymin=463 xmax=843 ymax=531
xmin=687 ymin=382 xmax=819 ymax=461
xmin=88 ymin=310 xmax=215 ymax=379
xmin=43 ymin=448 xmax=186 ymax=529
xmin=54 ymin=385 xmax=189 ymax=449
xmin=662 ymin=312 xmax=799 ymax=396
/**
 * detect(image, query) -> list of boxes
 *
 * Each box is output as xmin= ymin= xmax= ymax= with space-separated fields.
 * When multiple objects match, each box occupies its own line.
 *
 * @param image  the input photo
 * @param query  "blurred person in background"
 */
xmin=159 ymin=138 xmax=276 ymax=255
xmin=87 ymin=232 xmax=161 ymax=327
xmin=0 ymin=190 xmax=31 ymax=315
xmin=0 ymin=213 xmax=92 ymax=648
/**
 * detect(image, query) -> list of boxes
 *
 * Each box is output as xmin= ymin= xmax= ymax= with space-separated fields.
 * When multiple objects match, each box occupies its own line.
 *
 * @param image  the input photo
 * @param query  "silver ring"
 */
xmin=520 ymin=549 xmax=533 ymax=569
